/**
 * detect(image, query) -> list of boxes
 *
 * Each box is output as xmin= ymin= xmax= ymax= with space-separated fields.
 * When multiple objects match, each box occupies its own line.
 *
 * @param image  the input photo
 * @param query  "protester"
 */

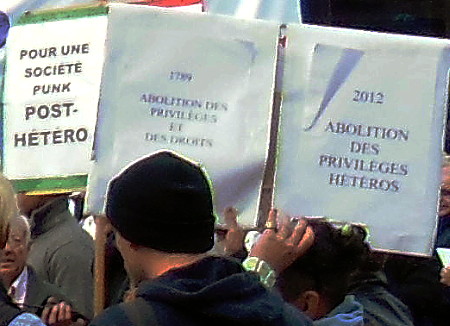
xmin=384 ymin=252 xmax=450 ymax=326
xmin=88 ymin=150 xmax=313 ymax=326
xmin=0 ymin=173 xmax=74 ymax=326
xmin=348 ymin=262 xmax=414 ymax=326
xmin=0 ymin=215 xmax=89 ymax=323
xmin=275 ymin=221 xmax=367 ymax=325
xmin=220 ymin=208 xmax=414 ymax=326
xmin=0 ymin=173 xmax=38 ymax=326
xmin=374 ymin=161 xmax=450 ymax=326
xmin=16 ymin=193 xmax=94 ymax=319
xmin=249 ymin=215 xmax=364 ymax=325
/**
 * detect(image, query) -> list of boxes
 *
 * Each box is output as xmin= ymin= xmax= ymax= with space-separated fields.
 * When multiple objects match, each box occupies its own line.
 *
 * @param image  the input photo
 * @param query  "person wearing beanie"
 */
xmin=89 ymin=150 xmax=312 ymax=326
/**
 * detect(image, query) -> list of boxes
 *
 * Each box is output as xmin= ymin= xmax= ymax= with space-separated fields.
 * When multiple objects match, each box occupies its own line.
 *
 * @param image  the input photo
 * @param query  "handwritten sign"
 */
xmin=2 ymin=10 xmax=107 ymax=191
xmin=274 ymin=25 xmax=450 ymax=254
xmin=87 ymin=4 xmax=279 ymax=225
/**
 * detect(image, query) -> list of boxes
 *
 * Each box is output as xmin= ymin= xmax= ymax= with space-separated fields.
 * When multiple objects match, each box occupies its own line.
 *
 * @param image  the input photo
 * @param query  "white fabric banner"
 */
xmin=275 ymin=25 xmax=450 ymax=254
xmin=3 ymin=15 xmax=107 ymax=179
xmin=87 ymin=4 xmax=279 ymax=225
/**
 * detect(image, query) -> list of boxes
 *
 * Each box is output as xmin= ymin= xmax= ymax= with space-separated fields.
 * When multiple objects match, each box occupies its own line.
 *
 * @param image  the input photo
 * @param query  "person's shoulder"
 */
xmin=26 ymin=266 xmax=69 ymax=307
xmin=281 ymin=302 xmax=313 ymax=326
xmin=88 ymin=304 xmax=127 ymax=326
xmin=89 ymin=300 xmax=152 ymax=326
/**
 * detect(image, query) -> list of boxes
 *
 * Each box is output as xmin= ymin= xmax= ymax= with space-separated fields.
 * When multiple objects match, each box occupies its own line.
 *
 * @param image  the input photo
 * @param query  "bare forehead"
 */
xmin=8 ymin=217 xmax=28 ymax=236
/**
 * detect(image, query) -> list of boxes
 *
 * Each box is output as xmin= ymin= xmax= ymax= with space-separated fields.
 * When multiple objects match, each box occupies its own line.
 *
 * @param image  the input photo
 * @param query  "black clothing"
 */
xmin=349 ymin=271 xmax=414 ymax=326
xmin=106 ymin=151 xmax=216 ymax=253
xmin=23 ymin=266 xmax=69 ymax=316
xmin=384 ymin=254 xmax=450 ymax=326
xmin=90 ymin=256 xmax=312 ymax=326
xmin=0 ymin=284 xmax=21 ymax=326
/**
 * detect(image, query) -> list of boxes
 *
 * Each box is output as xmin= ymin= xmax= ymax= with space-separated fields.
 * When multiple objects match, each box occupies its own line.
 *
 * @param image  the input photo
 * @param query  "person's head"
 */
xmin=0 ymin=174 xmax=18 ymax=249
xmin=105 ymin=150 xmax=216 ymax=283
xmin=16 ymin=193 xmax=68 ymax=218
xmin=276 ymin=220 xmax=370 ymax=320
xmin=0 ymin=216 xmax=30 ymax=287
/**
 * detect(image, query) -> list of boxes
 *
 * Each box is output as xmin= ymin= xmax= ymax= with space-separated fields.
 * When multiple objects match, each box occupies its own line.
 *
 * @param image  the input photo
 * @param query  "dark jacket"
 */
xmin=27 ymin=198 xmax=94 ymax=319
xmin=0 ymin=283 xmax=21 ymax=326
xmin=23 ymin=266 xmax=69 ymax=316
xmin=89 ymin=256 xmax=312 ymax=326
xmin=384 ymin=254 xmax=450 ymax=326
xmin=349 ymin=271 xmax=414 ymax=326
xmin=315 ymin=295 xmax=364 ymax=326
xmin=0 ymin=282 xmax=47 ymax=326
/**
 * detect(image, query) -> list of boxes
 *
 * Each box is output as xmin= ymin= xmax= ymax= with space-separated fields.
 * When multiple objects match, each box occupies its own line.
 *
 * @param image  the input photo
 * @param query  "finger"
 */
xmin=48 ymin=304 xmax=59 ymax=325
xmin=41 ymin=305 xmax=51 ymax=324
xmin=41 ymin=297 xmax=58 ymax=323
xmin=263 ymin=209 xmax=278 ymax=235
xmin=296 ymin=226 xmax=315 ymax=256
xmin=287 ymin=218 xmax=307 ymax=246
xmin=224 ymin=207 xmax=238 ymax=228
xmin=57 ymin=303 xmax=66 ymax=322
xmin=61 ymin=303 xmax=72 ymax=322
xmin=277 ymin=211 xmax=291 ymax=239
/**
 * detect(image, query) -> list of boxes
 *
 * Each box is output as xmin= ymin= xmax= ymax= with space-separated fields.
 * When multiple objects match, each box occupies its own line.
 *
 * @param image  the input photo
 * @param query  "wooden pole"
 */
xmin=257 ymin=27 xmax=286 ymax=227
xmin=94 ymin=215 xmax=110 ymax=315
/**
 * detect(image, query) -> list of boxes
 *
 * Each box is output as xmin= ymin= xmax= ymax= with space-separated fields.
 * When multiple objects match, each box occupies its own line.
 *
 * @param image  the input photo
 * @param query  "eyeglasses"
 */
xmin=4 ymin=235 xmax=26 ymax=249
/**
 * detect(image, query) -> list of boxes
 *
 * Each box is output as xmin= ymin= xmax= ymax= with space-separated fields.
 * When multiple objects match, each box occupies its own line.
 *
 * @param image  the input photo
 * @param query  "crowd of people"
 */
xmin=0 ymin=150 xmax=449 ymax=326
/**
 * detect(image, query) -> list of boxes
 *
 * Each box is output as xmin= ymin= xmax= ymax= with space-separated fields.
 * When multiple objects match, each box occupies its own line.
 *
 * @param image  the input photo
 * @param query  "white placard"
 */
xmin=205 ymin=0 xmax=301 ymax=23
xmin=87 ymin=4 xmax=279 ymax=225
xmin=275 ymin=25 xmax=450 ymax=254
xmin=437 ymin=247 xmax=450 ymax=267
xmin=3 ymin=15 xmax=108 ymax=180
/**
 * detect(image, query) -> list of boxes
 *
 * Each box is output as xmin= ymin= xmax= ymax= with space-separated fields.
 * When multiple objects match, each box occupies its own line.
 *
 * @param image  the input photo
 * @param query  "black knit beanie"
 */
xmin=106 ymin=151 xmax=216 ymax=253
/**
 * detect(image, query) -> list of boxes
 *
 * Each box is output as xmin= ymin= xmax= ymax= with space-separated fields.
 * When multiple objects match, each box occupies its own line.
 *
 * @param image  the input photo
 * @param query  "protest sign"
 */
xmin=2 ymin=6 xmax=108 ymax=192
xmin=437 ymin=247 xmax=450 ymax=266
xmin=205 ymin=0 xmax=301 ymax=23
xmin=274 ymin=25 xmax=450 ymax=254
xmin=87 ymin=4 xmax=279 ymax=225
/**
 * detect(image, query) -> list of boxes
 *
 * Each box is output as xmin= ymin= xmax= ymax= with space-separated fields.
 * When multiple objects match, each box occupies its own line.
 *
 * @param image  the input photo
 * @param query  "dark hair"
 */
xmin=276 ymin=220 xmax=372 ymax=308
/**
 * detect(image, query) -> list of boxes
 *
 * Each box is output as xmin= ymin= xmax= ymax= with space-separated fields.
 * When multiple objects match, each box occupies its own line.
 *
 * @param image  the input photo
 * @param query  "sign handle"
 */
xmin=94 ymin=215 xmax=110 ymax=315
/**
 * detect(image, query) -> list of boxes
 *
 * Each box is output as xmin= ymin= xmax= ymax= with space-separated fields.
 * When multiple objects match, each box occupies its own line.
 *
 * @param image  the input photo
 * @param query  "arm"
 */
xmin=47 ymin=242 xmax=94 ymax=319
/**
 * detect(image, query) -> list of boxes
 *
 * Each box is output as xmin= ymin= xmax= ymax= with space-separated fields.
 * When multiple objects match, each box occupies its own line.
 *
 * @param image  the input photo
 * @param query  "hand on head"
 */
xmin=250 ymin=209 xmax=315 ymax=274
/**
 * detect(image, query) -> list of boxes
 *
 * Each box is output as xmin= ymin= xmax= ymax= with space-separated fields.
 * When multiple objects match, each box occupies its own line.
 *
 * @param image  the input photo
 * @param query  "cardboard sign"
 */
xmin=87 ymin=4 xmax=279 ymax=225
xmin=274 ymin=25 xmax=450 ymax=254
xmin=2 ymin=6 xmax=108 ymax=192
